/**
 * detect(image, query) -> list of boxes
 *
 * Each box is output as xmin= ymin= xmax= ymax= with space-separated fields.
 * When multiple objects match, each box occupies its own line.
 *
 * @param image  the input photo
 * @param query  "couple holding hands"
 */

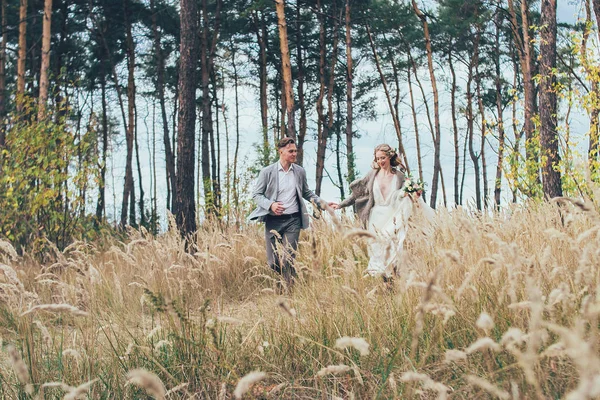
xmin=249 ymin=137 xmax=433 ymax=287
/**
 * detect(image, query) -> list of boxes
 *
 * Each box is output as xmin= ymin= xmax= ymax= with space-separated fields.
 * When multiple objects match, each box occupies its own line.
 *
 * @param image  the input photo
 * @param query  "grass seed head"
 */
xmin=234 ymin=371 xmax=267 ymax=399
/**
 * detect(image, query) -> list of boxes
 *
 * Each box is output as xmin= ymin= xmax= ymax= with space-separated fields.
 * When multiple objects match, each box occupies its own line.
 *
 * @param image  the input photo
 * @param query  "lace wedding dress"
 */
xmin=366 ymin=175 xmax=435 ymax=276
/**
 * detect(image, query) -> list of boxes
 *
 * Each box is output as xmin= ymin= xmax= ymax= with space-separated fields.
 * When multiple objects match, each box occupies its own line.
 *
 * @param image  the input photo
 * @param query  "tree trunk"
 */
xmin=120 ymin=0 xmax=136 ymax=228
xmin=539 ymin=0 xmax=562 ymax=198
xmin=16 ymin=0 xmax=27 ymax=113
xmin=231 ymin=41 xmax=241 ymax=212
xmin=448 ymin=49 xmax=460 ymax=205
xmin=583 ymin=0 xmax=599 ymax=178
xmin=475 ymin=50 xmax=488 ymax=208
xmin=315 ymin=0 xmax=326 ymax=196
xmin=494 ymin=8 xmax=506 ymax=208
xmin=412 ymin=0 xmax=441 ymax=208
xmin=334 ymin=92 xmax=345 ymax=199
xmin=407 ymin=62 xmax=423 ymax=182
xmin=95 ymin=74 xmax=109 ymax=225
xmin=151 ymin=0 xmax=176 ymax=210
xmin=275 ymin=0 xmax=295 ymax=139
xmin=366 ymin=25 xmax=409 ymax=171
xmin=134 ymin=103 xmax=145 ymax=226
xmin=175 ymin=0 xmax=198 ymax=236
xmin=200 ymin=0 xmax=222 ymax=216
xmin=510 ymin=46 xmax=521 ymax=202
xmin=467 ymin=44 xmax=482 ymax=210
xmin=508 ymin=0 xmax=538 ymax=191
xmin=345 ymin=0 xmax=355 ymax=183
xmin=0 ymin=0 xmax=7 ymax=146
xmin=295 ymin=0 xmax=307 ymax=165
xmin=252 ymin=11 xmax=270 ymax=166
xmin=211 ymin=73 xmax=221 ymax=213
xmin=37 ymin=0 xmax=52 ymax=119
xmin=317 ymin=6 xmax=341 ymax=195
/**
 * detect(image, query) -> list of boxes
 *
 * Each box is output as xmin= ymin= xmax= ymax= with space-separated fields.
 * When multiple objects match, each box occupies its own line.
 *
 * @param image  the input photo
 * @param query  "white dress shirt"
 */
xmin=277 ymin=162 xmax=299 ymax=214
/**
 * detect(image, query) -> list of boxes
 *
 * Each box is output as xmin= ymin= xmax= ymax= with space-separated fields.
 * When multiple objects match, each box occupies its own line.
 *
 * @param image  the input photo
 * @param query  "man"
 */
xmin=249 ymin=137 xmax=336 ymax=287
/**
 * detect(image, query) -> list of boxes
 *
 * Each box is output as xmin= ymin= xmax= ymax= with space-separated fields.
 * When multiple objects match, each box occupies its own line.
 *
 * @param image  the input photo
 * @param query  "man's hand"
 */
xmin=270 ymin=201 xmax=285 ymax=215
xmin=328 ymin=202 xmax=340 ymax=210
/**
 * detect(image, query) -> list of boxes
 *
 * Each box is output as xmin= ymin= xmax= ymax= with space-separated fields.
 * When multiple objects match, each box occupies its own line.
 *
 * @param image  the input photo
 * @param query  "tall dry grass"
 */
xmin=0 ymin=199 xmax=598 ymax=399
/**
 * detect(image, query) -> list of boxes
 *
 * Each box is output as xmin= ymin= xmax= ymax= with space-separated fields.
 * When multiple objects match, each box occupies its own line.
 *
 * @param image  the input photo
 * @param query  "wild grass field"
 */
xmin=0 ymin=198 xmax=599 ymax=399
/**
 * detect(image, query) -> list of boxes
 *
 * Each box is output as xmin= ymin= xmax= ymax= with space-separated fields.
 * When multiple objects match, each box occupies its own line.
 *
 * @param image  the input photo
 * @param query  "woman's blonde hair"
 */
xmin=372 ymin=144 xmax=404 ymax=170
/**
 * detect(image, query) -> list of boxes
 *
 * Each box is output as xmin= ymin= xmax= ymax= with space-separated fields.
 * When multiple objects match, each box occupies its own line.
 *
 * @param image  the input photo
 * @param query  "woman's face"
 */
xmin=375 ymin=150 xmax=390 ymax=169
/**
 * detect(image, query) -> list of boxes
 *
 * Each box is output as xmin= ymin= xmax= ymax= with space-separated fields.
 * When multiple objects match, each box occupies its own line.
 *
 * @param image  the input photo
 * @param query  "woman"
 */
xmin=333 ymin=144 xmax=432 ymax=277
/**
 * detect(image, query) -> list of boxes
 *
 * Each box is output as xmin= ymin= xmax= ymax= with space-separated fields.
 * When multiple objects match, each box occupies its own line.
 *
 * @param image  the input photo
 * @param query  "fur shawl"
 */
xmin=339 ymin=168 xmax=406 ymax=226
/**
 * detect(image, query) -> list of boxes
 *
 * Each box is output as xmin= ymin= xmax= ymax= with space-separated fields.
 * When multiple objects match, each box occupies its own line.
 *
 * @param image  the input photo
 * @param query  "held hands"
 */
xmin=270 ymin=201 xmax=285 ymax=215
xmin=328 ymin=202 xmax=340 ymax=210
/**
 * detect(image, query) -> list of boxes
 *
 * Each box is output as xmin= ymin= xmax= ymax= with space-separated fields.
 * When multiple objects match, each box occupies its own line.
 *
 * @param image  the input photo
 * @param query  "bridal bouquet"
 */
xmin=401 ymin=175 xmax=426 ymax=195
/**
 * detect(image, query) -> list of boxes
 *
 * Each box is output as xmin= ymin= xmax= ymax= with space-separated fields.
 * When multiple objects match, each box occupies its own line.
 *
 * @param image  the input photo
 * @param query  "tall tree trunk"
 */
xmin=151 ymin=0 xmax=176 ymax=210
xmin=316 ymin=5 xmax=341 ymax=195
xmin=467 ymin=46 xmax=482 ymax=210
xmin=448 ymin=49 xmax=460 ymax=205
xmin=508 ymin=0 xmax=538 ymax=191
xmin=336 ymin=92 xmax=345 ymax=199
xmin=583 ymin=0 xmax=599 ymax=178
xmin=366 ymin=25 xmax=409 ymax=170
xmin=252 ymin=11 xmax=269 ymax=165
xmin=475 ymin=49 xmax=488 ymax=209
xmin=38 ymin=0 xmax=52 ymax=119
xmin=494 ymin=8 xmax=506 ymax=208
xmin=120 ymin=0 xmax=136 ymax=227
xmin=211 ymin=72 xmax=221 ymax=212
xmin=345 ymin=0 xmax=355 ymax=183
xmin=0 ymin=0 xmax=7 ymax=146
xmin=539 ymin=0 xmax=562 ymax=198
xmin=231 ymin=40 xmax=241 ymax=211
xmin=175 ymin=0 xmax=198 ymax=236
xmin=511 ymin=46 xmax=521 ymax=202
xmin=95 ymin=73 xmax=109 ymax=224
xmin=407 ymin=62 xmax=423 ymax=182
xmin=315 ymin=0 xmax=326 ymax=195
xmin=201 ymin=15 xmax=212 ymax=212
xmin=275 ymin=0 xmax=295 ymax=139
xmin=295 ymin=0 xmax=307 ymax=165
xmin=387 ymin=37 xmax=407 ymax=173
xmin=16 ymin=0 xmax=28 ymax=113
xmin=200 ymin=0 xmax=221 ymax=216
xmin=134 ymin=103 xmax=145 ymax=226
xmin=412 ymin=0 xmax=441 ymax=208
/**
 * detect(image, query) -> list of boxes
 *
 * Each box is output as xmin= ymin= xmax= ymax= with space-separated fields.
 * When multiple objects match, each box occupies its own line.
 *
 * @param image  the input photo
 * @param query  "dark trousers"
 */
xmin=265 ymin=213 xmax=301 ymax=285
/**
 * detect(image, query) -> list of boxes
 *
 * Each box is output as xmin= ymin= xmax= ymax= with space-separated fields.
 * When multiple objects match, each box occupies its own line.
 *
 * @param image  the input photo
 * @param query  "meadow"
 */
xmin=0 ymin=198 xmax=599 ymax=399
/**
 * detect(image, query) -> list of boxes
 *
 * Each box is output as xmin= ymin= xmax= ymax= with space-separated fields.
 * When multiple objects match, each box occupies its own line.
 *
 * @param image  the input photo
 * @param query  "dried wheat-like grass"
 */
xmin=217 ymin=316 xmax=244 ymax=325
xmin=466 ymin=337 xmax=502 ymax=354
xmin=0 ymin=263 xmax=24 ymax=291
xmin=334 ymin=337 xmax=370 ymax=356
xmin=316 ymin=364 xmax=351 ymax=377
xmin=21 ymin=303 xmax=88 ymax=317
xmin=476 ymin=312 xmax=495 ymax=332
xmin=63 ymin=379 xmax=99 ymax=400
xmin=233 ymin=371 xmax=267 ymax=399
xmin=465 ymin=375 xmax=510 ymax=400
xmin=126 ymin=369 xmax=166 ymax=400
xmin=0 ymin=240 xmax=18 ymax=260
xmin=343 ymin=229 xmax=376 ymax=240
xmin=445 ymin=349 xmax=467 ymax=363
xmin=277 ymin=299 xmax=296 ymax=317
xmin=165 ymin=382 xmax=189 ymax=397
xmin=6 ymin=345 xmax=30 ymax=386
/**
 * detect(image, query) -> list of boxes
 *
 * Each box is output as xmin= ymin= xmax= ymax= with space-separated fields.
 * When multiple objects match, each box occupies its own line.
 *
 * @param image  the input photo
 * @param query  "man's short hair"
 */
xmin=277 ymin=137 xmax=296 ymax=149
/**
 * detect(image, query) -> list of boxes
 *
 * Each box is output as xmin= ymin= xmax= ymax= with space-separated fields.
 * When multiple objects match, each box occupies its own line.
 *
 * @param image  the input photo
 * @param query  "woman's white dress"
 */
xmin=366 ymin=175 xmax=435 ymax=276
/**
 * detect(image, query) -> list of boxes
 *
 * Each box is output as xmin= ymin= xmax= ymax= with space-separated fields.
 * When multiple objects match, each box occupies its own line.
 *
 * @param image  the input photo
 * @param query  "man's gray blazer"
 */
xmin=248 ymin=162 xmax=320 ymax=230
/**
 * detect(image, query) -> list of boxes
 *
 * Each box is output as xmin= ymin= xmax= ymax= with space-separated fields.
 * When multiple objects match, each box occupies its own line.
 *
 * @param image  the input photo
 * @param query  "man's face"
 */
xmin=279 ymin=143 xmax=298 ymax=164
